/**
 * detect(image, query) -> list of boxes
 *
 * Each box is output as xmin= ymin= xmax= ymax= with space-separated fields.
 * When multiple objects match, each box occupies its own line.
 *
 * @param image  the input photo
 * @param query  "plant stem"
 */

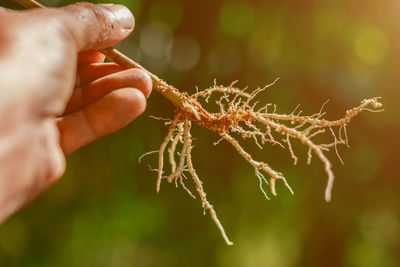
xmin=99 ymin=48 xmax=184 ymax=107
xmin=13 ymin=0 xmax=42 ymax=9
xmin=14 ymin=0 xmax=185 ymax=108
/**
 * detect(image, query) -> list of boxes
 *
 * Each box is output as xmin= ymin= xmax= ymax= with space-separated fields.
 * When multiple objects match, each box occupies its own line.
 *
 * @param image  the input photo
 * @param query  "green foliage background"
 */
xmin=1 ymin=0 xmax=400 ymax=266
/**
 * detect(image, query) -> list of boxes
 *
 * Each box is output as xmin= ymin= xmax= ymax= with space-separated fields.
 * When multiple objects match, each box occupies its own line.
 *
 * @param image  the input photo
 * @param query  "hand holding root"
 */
xmin=15 ymin=0 xmax=384 ymax=247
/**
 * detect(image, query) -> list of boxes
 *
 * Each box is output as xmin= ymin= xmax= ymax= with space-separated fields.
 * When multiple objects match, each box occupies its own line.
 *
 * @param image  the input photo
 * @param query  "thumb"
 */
xmin=58 ymin=2 xmax=134 ymax=51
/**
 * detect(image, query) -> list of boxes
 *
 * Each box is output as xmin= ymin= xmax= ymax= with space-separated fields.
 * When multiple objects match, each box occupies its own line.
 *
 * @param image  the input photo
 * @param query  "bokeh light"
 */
xmin=219 ymin=1 xmax=255 ymax=37
xmin=167 ymin=35 xmax=201 ymax=71
xmin=139 ymin=23 xmax=172 ymax=59
xmin=354 ymin=25 xmax=390 ymax=66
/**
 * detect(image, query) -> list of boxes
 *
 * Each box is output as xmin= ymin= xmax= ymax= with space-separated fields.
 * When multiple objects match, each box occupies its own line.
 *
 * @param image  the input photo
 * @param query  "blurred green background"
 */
xmin=1 ymin=0 xmax=400 ymax=266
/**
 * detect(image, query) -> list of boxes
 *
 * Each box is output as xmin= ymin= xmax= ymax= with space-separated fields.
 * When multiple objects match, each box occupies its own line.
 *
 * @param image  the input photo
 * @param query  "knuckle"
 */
xmin=46 ymin=154 xmax=66 ymax=183
xmin=42 ymin=120 xmax=66 ymax=183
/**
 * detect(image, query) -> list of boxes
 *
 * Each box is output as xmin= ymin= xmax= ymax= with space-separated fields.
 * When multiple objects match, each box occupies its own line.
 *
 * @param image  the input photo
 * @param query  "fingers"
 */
xmin=3 ymin=3 xmax=135 ymax=117
xmin=58 ymin=88 xmax=146 ymax=155
xmin=59 ymin=2 xmax=135 ymax=51
xmin=76 ymin=63 xmax=124 ymax=87
xmin=66 ymin=68 xmax=152 ymax=114
xmin=77 ymin=50 xmax=106 ymax=64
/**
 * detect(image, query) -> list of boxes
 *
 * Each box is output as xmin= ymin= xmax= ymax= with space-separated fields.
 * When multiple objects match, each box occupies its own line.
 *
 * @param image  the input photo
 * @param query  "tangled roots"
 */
xmin=141 ymin=80 xmax=383 ymax=245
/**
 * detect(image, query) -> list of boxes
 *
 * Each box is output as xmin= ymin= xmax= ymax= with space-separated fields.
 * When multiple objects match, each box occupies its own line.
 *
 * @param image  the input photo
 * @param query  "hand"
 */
xmin=0 ymin=2 xmax=152 ymax=223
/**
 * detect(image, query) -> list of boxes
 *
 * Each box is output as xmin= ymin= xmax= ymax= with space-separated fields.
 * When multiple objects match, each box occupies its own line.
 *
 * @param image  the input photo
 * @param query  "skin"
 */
xmin=0 ymin=2 xmax=152 ymax=223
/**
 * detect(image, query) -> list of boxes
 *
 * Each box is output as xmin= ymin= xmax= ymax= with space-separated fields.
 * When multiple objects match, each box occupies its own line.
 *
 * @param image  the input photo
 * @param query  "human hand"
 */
xmin=0 ymin=2 xmax=152 ymax=223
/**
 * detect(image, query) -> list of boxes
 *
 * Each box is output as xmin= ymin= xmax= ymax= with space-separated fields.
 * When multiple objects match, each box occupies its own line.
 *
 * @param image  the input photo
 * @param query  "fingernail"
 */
xmin=101 ymin=4 xmax=135 ymax=30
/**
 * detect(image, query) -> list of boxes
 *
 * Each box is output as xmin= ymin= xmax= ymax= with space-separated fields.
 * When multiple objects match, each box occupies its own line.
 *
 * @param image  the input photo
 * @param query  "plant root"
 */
xmin=147 ymin=82 xmax=383 ymax=245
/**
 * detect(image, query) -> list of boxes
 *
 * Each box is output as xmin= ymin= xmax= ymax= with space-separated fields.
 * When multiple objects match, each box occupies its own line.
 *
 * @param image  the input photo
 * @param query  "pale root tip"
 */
xmin=270 ymin=179 xmax=277 ymax=196
xmin=324 ymin=194 xmax=331 ymax=202
xmin=375 ymin=101 xmax=383 ymax=108
xmin=167 ymin=175 xmax=174 ymax=183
